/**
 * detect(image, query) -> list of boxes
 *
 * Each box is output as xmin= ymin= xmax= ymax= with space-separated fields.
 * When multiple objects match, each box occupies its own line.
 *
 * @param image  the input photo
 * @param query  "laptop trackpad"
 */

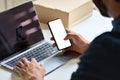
xmin=44 ymin=51 xmax=79 ymax=74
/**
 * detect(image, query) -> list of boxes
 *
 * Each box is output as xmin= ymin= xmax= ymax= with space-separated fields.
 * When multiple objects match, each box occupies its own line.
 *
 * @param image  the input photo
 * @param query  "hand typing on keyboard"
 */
xmin=14 ymin=58 xmax=46 ymax=80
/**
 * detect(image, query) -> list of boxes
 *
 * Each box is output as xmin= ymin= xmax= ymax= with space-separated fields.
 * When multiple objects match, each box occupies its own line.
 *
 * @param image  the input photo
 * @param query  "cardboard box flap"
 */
xmin=34 ymin=0 xmax=91 ymax=12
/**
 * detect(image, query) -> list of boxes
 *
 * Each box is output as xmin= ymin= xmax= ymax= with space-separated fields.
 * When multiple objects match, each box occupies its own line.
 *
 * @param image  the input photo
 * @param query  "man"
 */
xmin=14 ymin=0 xmax=120 ymax=80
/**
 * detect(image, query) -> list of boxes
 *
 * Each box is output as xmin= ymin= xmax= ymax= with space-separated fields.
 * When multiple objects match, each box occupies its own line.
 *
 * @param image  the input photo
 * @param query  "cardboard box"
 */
xmin=34 ymin=0 xmax=93 ymax=27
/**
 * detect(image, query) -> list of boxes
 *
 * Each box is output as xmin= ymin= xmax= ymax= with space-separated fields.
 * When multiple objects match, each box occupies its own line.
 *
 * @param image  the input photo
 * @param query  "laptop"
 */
xmin=0 ymin=1 xmax=78 ymax=74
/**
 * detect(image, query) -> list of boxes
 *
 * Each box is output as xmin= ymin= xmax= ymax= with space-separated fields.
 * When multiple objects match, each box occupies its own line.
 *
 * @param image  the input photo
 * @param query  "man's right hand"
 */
xmin=64 ymin=29 xmax=89 ymax=54
xmin=51 ymin=28 xmax=89 ymax=55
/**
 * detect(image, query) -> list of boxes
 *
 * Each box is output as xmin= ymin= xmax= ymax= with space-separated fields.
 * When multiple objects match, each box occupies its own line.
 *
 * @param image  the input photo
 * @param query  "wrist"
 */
xmin=22 ymin=76 xmax=44 ymax=80
xmin=81 ymin=40 xmax=89 ymax=54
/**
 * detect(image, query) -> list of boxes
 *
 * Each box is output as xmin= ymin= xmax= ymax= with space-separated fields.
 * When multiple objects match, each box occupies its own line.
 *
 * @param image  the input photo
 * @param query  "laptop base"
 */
xmin=44 ymin=51 xmax=79 ymax=75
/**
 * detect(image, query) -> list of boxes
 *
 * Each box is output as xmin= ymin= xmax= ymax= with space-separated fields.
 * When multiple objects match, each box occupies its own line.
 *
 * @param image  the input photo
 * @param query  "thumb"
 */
xmin=64 ymin=35 xmax=69 ymax=40
xmin=65 ymin=28 xmax=70 ymax=32
xmin=64 ymin=33 xmax=73 ymax=40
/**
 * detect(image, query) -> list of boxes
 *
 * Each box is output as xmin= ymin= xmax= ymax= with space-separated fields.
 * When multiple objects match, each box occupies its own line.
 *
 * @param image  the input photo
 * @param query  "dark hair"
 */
xmin=116 ymin=0 xmax=120 ymax=2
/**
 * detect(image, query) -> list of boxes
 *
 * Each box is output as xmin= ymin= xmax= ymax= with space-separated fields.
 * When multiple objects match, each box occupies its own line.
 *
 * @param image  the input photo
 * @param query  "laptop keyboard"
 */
xmin=5 ymin=42 xmax=59 ymax=67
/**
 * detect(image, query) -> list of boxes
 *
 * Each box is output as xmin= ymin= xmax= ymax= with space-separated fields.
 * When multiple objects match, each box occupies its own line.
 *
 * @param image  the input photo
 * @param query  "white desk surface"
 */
xmin=0 ymin=10 xmax=113 ymax=80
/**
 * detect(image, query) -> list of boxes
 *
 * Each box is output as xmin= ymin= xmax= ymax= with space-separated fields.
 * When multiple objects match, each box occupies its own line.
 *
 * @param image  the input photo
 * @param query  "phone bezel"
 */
xmin=47 ymin=18 xmax=71 ymax=50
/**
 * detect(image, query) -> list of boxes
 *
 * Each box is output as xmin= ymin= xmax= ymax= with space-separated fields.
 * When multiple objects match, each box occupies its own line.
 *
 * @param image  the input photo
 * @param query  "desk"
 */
xmin=0 ymin=10 xmax=113 ymax=80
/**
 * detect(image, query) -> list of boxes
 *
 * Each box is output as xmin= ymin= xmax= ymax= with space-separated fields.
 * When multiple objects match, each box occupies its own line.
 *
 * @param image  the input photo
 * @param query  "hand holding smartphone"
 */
xmin=47 ymin=18 xmax=71 ymax=50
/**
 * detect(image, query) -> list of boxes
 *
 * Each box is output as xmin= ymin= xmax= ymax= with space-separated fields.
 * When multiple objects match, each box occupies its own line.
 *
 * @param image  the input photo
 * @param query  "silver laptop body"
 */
xmin=0 ymin=1 xmax=78 ymax=74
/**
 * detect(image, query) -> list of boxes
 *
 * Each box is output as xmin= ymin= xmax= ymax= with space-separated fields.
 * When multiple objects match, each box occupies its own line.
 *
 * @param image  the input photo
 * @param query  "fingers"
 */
xmin=14 ymin=58 xmax=32 ymax=77
xmin=14 ymin=57 xmax=46 ymax=79
xmin=14 ymin=57 xmax=29 ymax=72
xmin=65 ymin=28 xmax=71 ymax=33
xmin=14 ymin=66 xmax=22 ymax=76
xmin=16 ymin=61 xmax=24 ymax=68
xmin=50 ymin=37 xmax=57 ymax=47
xmin=64 ymin=33 xmax=74 ymax=40
xmin=39 ymin=64 xmax=46 ymax=76
xmin=21 ymin=57 xmax=29 ymax=64
xmin=50 ymin=37 xmax=56 ymax=47
xmin=31 ymin=58 xmax=37 ymax=64
xmin=40 ymin=64 xmax=44 ymax=67
xmin=53 ymin=43 xmax=56 ymax=47
xmin=14 ymin=64 xmax=26 ymax=77
xmin=50 ymin=37 xmax=54 ymax=41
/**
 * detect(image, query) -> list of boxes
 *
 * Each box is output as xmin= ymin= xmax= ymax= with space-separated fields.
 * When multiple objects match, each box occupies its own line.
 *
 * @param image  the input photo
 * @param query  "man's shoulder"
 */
xmin=91 ymin=31 xmax=120 ymax=45
xmin=82 ymin=31 xmax=120 ymax=59
xmin=88 ymin=32 xmax=111 ymax=48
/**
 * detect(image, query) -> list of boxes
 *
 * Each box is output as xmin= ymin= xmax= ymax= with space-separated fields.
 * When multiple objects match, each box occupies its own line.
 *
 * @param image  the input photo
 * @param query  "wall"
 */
xmin=0 ymin=0 xmax=32 ymax=12
xmin=0 ymin=0 xmax=6 ymax=12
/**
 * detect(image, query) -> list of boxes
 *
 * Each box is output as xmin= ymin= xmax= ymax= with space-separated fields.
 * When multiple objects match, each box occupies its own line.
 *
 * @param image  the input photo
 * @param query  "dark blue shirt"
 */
xmin=71 ymin=16 xmax=120 ymax=80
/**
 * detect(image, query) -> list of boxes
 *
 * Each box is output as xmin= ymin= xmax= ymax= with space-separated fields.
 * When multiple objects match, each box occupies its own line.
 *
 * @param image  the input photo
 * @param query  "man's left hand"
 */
xmin=14 ymin=58 xmax=46 ymax=80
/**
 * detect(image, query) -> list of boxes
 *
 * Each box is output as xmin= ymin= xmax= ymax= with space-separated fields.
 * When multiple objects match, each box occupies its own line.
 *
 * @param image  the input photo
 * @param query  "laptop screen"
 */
xmin=0 ymin=1 xmax=44 ymax=60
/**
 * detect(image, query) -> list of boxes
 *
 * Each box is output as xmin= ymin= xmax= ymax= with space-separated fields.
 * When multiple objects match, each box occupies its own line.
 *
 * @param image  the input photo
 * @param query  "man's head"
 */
xmin=93 ymin=0 xmax=120 ymax=18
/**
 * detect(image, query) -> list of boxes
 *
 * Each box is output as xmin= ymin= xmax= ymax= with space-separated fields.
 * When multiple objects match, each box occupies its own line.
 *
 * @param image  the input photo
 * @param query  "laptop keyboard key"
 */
xmin=5 ymin=42 xmax=59 ymax=67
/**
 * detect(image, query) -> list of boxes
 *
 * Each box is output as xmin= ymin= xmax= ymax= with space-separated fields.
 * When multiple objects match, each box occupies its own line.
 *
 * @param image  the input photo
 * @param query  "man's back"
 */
xmin=71 ymin=16 xmax=120 ymax=80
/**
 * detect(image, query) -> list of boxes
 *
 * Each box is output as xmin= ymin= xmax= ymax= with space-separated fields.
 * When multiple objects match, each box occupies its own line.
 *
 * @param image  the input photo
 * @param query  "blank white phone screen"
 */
xmin=48 ymin=19 xmax=71 ymax=50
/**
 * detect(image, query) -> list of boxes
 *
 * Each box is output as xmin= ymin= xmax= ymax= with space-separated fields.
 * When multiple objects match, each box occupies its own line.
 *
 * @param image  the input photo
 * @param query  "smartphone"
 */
xmin=48 ymin=18 xmax=71 ymax=50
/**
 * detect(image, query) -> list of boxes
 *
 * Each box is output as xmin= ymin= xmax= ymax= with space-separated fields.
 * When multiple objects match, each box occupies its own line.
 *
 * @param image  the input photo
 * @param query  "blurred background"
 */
xmin=0 ymin=0 xmax=37 ymax=12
